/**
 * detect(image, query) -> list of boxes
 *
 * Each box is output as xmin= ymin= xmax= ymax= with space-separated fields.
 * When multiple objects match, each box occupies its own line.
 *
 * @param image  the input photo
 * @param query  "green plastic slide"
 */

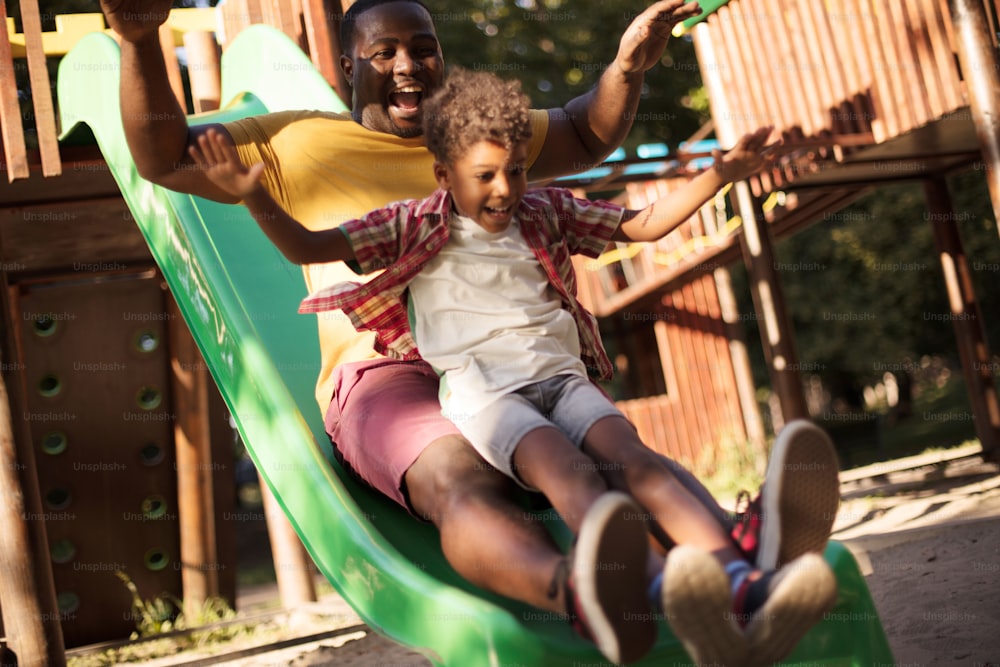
xmin=57 ymin=25 xmax=895 ymax=666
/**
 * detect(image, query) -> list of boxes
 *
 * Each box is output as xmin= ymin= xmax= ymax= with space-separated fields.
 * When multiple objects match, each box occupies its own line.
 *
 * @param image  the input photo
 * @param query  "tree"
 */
xmin=432 ymin=0 xmax=709 ymax=151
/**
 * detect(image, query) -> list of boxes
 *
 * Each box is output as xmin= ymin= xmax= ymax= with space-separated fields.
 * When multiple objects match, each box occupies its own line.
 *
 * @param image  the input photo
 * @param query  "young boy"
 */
xmin=191 ymin=69 xmax=837 ymax=666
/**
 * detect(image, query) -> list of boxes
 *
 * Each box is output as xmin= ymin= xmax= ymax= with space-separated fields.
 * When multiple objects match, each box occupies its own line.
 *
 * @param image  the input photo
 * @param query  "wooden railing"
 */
xmin=0 ymin=1 xmax=345 ymax=184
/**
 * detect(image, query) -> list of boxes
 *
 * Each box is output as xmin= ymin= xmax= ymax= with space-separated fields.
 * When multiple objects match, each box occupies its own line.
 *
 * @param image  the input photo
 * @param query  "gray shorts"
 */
xmin=450 ymin=373 xmax=625 ymax=488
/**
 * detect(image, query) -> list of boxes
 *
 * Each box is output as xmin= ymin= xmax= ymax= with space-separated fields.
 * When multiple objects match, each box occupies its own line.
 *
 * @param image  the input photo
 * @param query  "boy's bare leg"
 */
xmin=511 ymin=426 xmax=610 ymax=532
xmin=582 ymin=416 xmax=744 ymax=564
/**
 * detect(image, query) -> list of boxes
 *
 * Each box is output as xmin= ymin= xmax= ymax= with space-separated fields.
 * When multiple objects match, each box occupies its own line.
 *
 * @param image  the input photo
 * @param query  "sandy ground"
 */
xmin=120 ymin=453 xmax=1000 ymax=667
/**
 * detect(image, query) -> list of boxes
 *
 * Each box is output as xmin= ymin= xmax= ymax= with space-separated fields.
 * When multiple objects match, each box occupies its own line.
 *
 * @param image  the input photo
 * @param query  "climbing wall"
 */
xmin=11 ymin=269 xmax=182 ymax=647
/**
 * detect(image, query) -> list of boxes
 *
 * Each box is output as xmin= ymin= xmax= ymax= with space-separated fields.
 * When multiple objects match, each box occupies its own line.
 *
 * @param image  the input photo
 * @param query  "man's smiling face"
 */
xmin=341 ymin=1 xmax=445 ymax=137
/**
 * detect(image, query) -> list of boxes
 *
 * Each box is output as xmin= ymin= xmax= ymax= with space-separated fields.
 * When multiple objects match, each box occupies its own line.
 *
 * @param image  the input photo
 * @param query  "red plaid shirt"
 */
xmin=298 ymin=187 xmax=623 ymax=379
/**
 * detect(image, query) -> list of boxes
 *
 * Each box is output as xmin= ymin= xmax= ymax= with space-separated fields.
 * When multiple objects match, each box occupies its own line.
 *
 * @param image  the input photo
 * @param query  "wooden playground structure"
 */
xmin=1 ymin=0 xmax=999 ymax=664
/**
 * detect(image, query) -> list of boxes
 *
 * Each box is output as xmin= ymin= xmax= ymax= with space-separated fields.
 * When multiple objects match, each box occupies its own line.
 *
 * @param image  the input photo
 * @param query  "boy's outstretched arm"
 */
xmin=189 ymin=129 xmax=355 ymax=266
xmin=614 ymin=126 xmax=776 ymax=242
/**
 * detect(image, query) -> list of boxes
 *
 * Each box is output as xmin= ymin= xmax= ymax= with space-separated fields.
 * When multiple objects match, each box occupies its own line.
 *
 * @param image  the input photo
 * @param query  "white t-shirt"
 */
xmin=407 ymin=212 xmax=586 ymax=420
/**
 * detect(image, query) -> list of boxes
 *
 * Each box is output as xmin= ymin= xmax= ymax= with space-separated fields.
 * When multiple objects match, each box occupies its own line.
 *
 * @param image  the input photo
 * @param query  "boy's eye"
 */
xmin=373 ymin=49 xmax=394 ymax=59
xmin=508 ymin=165 xmax=526 ymax=175
xmin=476 ymin=172 xmax=495 ymax=182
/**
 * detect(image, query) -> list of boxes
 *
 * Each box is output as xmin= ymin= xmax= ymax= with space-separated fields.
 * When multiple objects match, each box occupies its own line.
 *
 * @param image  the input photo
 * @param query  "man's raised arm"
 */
xmin=101 ymin=0 xmax=238 ymax=202
xmin=528 ymin=0 xmax=701 ymax=181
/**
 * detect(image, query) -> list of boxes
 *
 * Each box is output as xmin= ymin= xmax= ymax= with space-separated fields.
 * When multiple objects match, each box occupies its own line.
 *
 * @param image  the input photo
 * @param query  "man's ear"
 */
xmin=433 ymin=161 xmax=450 ymax=190
xmin=340 ymin=55 xmax=354 ymax=85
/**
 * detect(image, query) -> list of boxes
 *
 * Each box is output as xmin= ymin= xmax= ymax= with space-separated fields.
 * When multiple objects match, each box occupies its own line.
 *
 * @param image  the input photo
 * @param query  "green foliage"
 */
xmin=116 ymin=571 xmax=182 ymax=639
xmin=732 ymin=172 xmax=1000 ymax=395
xmin=433 ymin=0 xmax=708 ymax=150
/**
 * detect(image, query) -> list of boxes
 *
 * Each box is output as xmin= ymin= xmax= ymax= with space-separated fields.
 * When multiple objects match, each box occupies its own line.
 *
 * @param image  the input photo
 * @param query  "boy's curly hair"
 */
xmin=422 ymin=68 xmax=533 ymax=165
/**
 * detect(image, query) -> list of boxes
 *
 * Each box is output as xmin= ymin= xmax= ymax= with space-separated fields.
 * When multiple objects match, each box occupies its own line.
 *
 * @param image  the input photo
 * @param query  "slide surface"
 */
xmin=57 ymin=25 xmax=894 ymax=666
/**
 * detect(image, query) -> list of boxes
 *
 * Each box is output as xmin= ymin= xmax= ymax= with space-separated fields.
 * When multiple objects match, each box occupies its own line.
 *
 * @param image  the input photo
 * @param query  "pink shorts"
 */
xmin=325 ymin=358 xmax=461 ymax=513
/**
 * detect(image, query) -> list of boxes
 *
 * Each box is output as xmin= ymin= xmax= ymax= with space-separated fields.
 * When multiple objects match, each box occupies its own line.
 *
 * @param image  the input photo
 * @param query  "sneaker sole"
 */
xmin=574 ymin=492 xmax=656 ymax=664
xmin=758 ymin=420 xmax=841 ymax=570
xmin=662 ymin=544 xmax=748 ymax=667
xmin=745 ymin=553 xmax=838 ymax=667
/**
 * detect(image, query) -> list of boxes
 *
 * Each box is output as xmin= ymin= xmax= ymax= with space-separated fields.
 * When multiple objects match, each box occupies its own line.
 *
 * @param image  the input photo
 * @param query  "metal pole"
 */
xmin=950 ymin=0 xmax=1000 ymax=235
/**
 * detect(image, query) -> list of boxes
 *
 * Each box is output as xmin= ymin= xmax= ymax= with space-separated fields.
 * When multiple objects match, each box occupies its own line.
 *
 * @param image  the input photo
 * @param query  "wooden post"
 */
xmin=0 ymin=374 xmax=66 ymax=667
xmin=301 ymin=0 xmax=351 ymax=107
xmin=949 ymin=0 xmax=1000 ymax=235
xmin=182 ymin=31 xmax=221 ymax=114
xmin=18 ymin=0 xmax=61 ymax=178
xmin=259 ymin=473 xmax=317 ymax=608
xmin=924 ymin=177 xmax=1000 ymax=462
xmin=0 ymin=268 xmax=65 ymax=667
xmin=168 ymin=297 xmax=220 ymax=618
xmin=734 ymin=181 xmax=809 ymax=428
xmin=0 ymin=0 xmax=30 ymax=181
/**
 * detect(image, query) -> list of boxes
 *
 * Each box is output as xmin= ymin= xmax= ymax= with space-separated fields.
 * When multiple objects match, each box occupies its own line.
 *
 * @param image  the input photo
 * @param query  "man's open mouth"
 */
xmin=389 ymin=85 xmax=424 ymax=112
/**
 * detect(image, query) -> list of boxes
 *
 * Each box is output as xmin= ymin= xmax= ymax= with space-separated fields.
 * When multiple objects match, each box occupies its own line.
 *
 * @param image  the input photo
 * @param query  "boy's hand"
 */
xmin=100 ymin=0 xmax=173 ymax=42
xmin=615 ymin=0 xmax=702 ymax=74
xmin=188 ymin=129 xmax=265 ymax=199
xmin=712 ymin=126 xmax=778 ymax=183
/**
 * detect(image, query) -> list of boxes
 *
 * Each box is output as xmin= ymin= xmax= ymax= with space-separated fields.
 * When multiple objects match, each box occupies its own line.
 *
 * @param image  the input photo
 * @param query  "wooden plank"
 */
xmin=183 ymin=31 xmax=221 ymax=113
xmin=742 ymin=0 xmax=791 ymax=135
xmin=301 ymin=0 xmax=350 ymax=104
xmin=921 ymin=0 xmax=964 ymax=113
xmin=836 ymin=0 xmax=884 ymax=140
xmin=159 ymin=23 xmax=187 ymax=113
xmin=873 ymin=0 xmax=919 ymax=133
xmin=905 ymin=0 xmax=946 ymax=119
xmin=888 ymin=0 xmax=933 ymax=125
xmin=807 ymin=0 xmax=857 ymax=137
xmin=688 ymin=276 xmax=724 ymax=449
xmin=661 ymin=292 xmax=700 ymax=463
xmin=18 ymin=0 xmax=60 ymax=177
xmin=0 ymin=3 xmax=28 ymax=182
xmin=0 ymin=198 xmax=152 ymax=274
xmin=779 ymin=0 xmax=826 ymax=136
xmin=670 ymin=289 xmax=708 ymax=462
xmin=680 ymin=281 xmax=715 ymax=449
xmin=858 ymin=0 xmax=902 ymax=138
xmin=653 ymin=315 xmax=696 ymax=463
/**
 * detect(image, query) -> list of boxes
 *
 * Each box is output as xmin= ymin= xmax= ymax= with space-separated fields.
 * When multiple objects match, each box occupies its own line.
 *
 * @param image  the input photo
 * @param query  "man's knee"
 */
xmin=405 ymin=434 xmax=514 ymax=523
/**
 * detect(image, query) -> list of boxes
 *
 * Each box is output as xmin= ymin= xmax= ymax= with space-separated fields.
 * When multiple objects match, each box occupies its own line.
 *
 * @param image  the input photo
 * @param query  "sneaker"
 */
xmin=740 ymin=553 xmax=838 ymax=667
xmin=562 ymin=492 xmax=656 ymax=665
xmin=732 ymin=419 xmax=841 ymax=570
xmin=662 ymin=545 xmax=748 ymax=667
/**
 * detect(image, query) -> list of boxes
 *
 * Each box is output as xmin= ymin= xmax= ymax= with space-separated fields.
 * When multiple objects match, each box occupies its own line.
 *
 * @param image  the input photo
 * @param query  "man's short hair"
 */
xmin=422 ymin=68 xmax=533 ymax=165
xmin=340 ymin=0 xmax=432 ymax=55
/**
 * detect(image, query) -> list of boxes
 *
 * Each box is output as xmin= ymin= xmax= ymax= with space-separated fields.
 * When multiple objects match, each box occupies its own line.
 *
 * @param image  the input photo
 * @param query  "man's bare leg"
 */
xmin=405 ymin=434 xmax=567 ymax=612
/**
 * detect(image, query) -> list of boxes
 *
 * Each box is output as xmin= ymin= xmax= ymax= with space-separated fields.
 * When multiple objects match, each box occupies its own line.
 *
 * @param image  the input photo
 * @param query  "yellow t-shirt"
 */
xmin=224 ymin=110 xmax=550 ymax=411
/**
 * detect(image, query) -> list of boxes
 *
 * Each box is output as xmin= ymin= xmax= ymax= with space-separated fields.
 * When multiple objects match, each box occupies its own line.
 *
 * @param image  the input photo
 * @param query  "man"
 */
xmin=101 ymin=0 xmax=840 ymax=662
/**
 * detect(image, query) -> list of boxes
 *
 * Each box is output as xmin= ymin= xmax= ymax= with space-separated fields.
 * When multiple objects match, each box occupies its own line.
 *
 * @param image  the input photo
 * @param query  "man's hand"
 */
xmin=712 ymin=126 xmax=778 ymax=183
xmin=100 ymin=0 xmax=173 ymax=42
xmin=615 ymin=0 xmax=702 ymax=74
xmin=188 ymin=129 xmax=265 ymax=200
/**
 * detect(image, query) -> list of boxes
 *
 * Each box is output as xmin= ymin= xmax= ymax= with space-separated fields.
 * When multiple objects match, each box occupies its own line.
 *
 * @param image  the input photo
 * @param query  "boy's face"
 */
xmin=435 ymin=141 xmax=529 ymax=234
xmin=341 ymin=2 xmax=444 ymax=137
